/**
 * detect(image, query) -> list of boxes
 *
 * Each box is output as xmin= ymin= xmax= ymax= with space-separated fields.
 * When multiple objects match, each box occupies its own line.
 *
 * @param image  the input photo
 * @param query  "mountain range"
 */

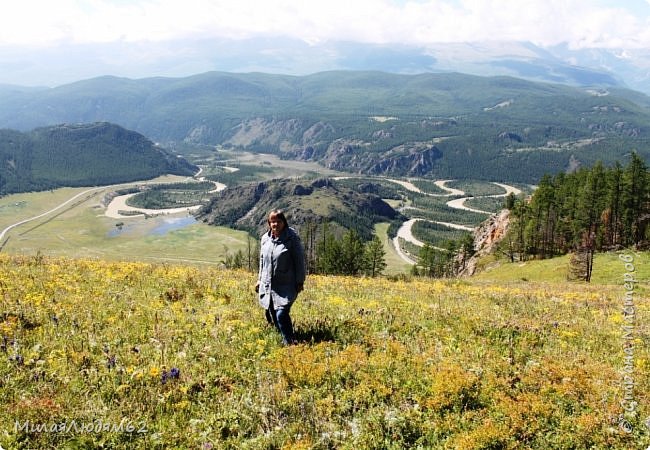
xmin=3 ymin=38 xmax=650 ymax=95
xmin=1 ymin=70 xmax=649 ymax=183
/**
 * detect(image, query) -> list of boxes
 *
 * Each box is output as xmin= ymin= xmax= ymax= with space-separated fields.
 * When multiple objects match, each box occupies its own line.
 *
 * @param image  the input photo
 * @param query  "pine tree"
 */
xmin=364 ymin=234 xmax=387 ymax=277
xmin=456 ymin=232 xmax=475 ymax=273
xmin=340 ymin=229 xmax=366 ymax=275
xmin=603 ymin=162 xmax=623 ymax=248
xmin=302 ymin=219 xmax=319 ymax=274
xmin=418 ymin=243 xmax=437 ymax=277
xmin=316 ymin=226 xmax=373 ymax=276
xmin=622 ymin=152 xmax=649 ymax=247
xmin=511 ymin=198 xmax=530 ymax=261
xmin=246 ymin=235 xmax=259 ymax=272
xmin=317 ymin=227 xmax=342 ymax=275
xmin=564 ymin=164 xmax=605 ymax=281
xmin=504 ymin=192 xmax=516 ymax=210
xmin=531 ymin=174 xmax=559 ymax=259
xmin=508 ymin=155 xmax=648 ymax=262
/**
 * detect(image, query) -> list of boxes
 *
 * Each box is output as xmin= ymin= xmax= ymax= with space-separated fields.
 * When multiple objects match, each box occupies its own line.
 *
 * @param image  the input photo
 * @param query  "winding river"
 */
xmin=104 ymin=176 xmax=521 ymax=263
xmin=104 ymin=167 xmax=229 ymax=219
xmin=389 ymin=180 xmax=522 ymax=264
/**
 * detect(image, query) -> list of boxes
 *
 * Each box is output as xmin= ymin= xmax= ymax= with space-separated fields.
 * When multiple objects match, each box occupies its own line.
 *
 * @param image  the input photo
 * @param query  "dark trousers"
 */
xmin=266 ymin=299 xmax=295 ymax=345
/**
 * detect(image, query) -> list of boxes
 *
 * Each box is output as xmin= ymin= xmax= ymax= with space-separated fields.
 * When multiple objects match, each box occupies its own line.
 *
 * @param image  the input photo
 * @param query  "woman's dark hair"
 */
xmin=267 ymin=209 xmax=289 ymax=228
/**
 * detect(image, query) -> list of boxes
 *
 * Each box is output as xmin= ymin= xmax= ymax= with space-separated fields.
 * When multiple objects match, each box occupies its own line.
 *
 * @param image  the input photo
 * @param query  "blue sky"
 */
xmin=1 ymin=0 xmax=649 ymax=49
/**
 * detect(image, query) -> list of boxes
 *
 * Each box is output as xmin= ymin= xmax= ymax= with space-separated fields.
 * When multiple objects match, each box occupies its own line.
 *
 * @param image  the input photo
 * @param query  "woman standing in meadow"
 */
xmin=256 ymin=210 xmax=306 ymax=345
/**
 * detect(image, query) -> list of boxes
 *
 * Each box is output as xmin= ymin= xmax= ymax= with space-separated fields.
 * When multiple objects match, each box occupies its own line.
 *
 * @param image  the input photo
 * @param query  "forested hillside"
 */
xmin=0 ymin=123 xmax=197 ymax=195
xmin=502 ymin=152 xmax=649 ymax=279
xmin=1 ymin=71 xmax=650 ymax=182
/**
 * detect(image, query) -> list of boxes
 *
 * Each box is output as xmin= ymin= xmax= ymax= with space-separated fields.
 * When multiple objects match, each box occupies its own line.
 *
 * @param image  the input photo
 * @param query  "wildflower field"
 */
xmin=0 ymin=254 xmax=648 ymax=449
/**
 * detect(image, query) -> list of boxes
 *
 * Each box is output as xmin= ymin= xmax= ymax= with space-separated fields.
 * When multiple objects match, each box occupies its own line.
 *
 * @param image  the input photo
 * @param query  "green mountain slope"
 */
xmin=0 ymin=122 xmax=197 ymax=195
xmin=1 ymin=71 xmax=650 ymax=182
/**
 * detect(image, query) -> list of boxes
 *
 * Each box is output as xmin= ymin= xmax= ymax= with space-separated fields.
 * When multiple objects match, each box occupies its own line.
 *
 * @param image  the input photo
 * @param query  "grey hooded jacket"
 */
xmin=258 ymin=227 xmax=306 ymax=309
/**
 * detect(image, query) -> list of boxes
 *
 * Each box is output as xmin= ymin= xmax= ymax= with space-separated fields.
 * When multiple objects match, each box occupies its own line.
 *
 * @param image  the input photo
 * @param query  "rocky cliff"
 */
xmin=459 ymin=209 xmax=510 ymax=276
xmin=220 ymin=117 xmax=445 ymax=177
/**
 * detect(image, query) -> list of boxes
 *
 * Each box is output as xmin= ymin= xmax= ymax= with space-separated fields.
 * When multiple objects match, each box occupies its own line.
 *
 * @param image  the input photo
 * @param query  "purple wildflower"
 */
xmin=106 ymin=355 xmax=117 ymax=369
xmin=161 ymin=367 xmax=180 ymax=384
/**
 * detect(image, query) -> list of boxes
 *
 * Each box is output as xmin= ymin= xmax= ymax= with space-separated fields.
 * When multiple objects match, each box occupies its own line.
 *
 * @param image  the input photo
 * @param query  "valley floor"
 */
xmin=0 ymin=175 xmax=520 ymax=270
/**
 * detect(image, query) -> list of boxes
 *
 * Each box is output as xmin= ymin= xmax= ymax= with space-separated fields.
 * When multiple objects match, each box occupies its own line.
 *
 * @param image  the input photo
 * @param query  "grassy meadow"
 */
xmin=474 ymin=251 xmax=650 ymax=285
xmin=1 ymin=253 xmax=648 ymax=449
xmin=374 ymin=223 xmax=412 ymax=275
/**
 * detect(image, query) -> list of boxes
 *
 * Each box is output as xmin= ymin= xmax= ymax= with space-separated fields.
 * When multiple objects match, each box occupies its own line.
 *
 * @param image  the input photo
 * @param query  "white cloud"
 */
xmin=1 ymin=0 xmax=649 ymax=49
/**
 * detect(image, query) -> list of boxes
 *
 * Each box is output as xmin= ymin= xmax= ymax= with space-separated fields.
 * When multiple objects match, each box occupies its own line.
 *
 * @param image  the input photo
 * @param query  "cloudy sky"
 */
xmin=1 ymin=0 xmax=649 ymax=86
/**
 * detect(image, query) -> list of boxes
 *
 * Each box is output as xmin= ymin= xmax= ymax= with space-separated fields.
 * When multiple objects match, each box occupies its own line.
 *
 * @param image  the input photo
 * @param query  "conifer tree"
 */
xmin=340 ymin=229 xmax=366 ymax=275
xmin=509 ymin=197 xmax=530 ymax=261
xmin=317 ymin=227 xmax=342 ymax=274
xmin=364 ymin=234 xmax=387 ymax=277
xmin=622 ymin=152 xmax=648 ymax=247
xmin=570 ymin=165 xmax=605 ymax=281
xmin=417 ymin=243 xmax=437 ymax=277
xmin=302 ymin=219 xmax=319 ymax=274
xmin=316 ymin=226 xmax=375 ymax=276
xmin=603 ymin=162 xmax=623 ymax=248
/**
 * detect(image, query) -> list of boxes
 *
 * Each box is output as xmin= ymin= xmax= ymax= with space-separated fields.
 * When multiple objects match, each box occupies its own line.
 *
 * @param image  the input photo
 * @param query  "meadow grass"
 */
xmin=474 ymin=251 xmax=650 ymax=287
xmin=1 ymin=254 xmax=648 ymax=449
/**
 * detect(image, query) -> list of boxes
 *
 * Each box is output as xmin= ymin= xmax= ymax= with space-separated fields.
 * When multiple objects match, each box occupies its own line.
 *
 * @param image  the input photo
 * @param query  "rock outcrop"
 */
xmin=459 ymin=209 xmax=510 ymax=276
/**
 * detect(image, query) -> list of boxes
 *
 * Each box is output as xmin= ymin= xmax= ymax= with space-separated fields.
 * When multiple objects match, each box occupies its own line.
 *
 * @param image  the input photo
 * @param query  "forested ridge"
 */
xmin=0 ymin=122 xmax=197 ymax=195
xmin=502 ymin=152 xmax=649 ymax=279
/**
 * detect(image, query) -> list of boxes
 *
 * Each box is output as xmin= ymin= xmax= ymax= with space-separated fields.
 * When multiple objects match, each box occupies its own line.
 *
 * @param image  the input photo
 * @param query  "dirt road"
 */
xmin=0 ymin=187 xmax=105 ymax=243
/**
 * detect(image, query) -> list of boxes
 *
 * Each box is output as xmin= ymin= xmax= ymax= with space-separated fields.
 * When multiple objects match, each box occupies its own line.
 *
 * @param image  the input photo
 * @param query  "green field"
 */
xmin=0 ymin=182 xmax=250 ymax=265
xmin=1 ymin=254 xmax=647 ymax=449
